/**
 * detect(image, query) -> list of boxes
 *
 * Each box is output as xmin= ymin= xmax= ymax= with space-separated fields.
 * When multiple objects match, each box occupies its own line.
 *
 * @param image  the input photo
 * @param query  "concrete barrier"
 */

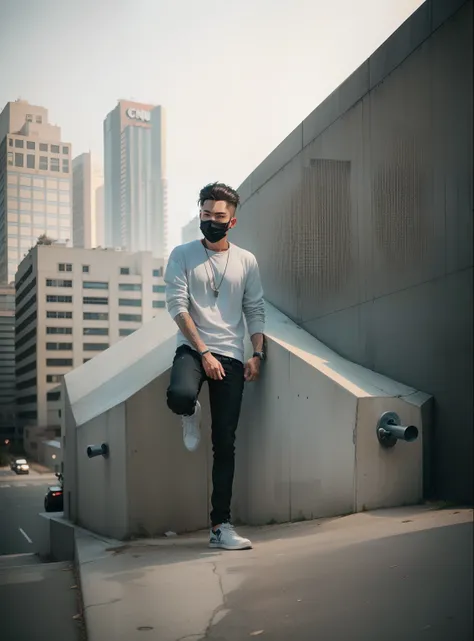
xmin=62 ymin=303 xmax=432 ymax=540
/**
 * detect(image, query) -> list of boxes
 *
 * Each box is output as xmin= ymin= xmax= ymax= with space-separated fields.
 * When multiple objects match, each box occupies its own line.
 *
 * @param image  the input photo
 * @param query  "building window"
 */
xmin=15 ymin=153 xmax=24 ymax=167
xmin=83 ymin=343 xmax=109 ymax=351
xmin=153 ymin=300 xmax=166 ymax=308
xmin=39 ymin=156 xmax=48 ymax=170
xmin=15 ymin=139 xmax=24 ymax=148
xmin=36 ymin=116 xmax=42 ymax=124
xmin=46 ymin=374 xmax=63 ymax=383
xmin=27 ymin=141 xmax=35 ymax=150
xmin=26 ymin=114 xmax=33 ymax=122
xmin=118 ymin=299 xmax=142 ymax=307
xmin=153 ymin=285 xmax=165 ymax=293
xmin=7 ymin=152 xmax=13 ymax=165
xmin=118 ymin=313 xmax=142 ymax=322
xmin=62 ymin=160 xmax=69 ymax=173
xmin=46 ymin=342 xmax=73 ymax=351
xmin=119 ymin=283 xmax=141 ymax=291
xmin=8 ymin=138 xmax=13 ymax=147
xmin=120 ymin=267 xmax=130 ymax=275
xmin=46 ymin=311 xmax=72 ymax=319
xmin=39 ymin=143 xmax=48 ymax=152
xmin=83 ymin=327 xmax=109 ymax=336
xmin=51 ymin=145 xmax=60 ymax=154
xmin=58 ymin=263 xmax=72 ymax=272
xmin=27 ymin=154 xmax=35 ymax=169
xmin=47 ymin=391 xmax=61 ymax=402
xmin=83 ymin=296 xmax=108 ymax=305
xmin=62 ymin=146 xmax=69 ymax=154
xmin=18 ymin=410 xmax=37 ymax=420
xmin=46 ymin=295 xmax=73 ymax=303
xmin=152 ymin=268 xmax=163 ymax=277
xmin=50 ymin=158 xmax=60 ymax=172
xmin=16 ymin=377 xmax=36 ymax=390
xmin=83 ymin=281 xmax=108 ymax=290
xmin=17 ymin=394 xmax=37 ymax=406
xmin=83 ymin=312 xmax=108 ymax=321
xmin=46 ymin=278 xmax=72 ymax=287
xmin=119 ymin=328 xmax=135 ymax=337
xmin=46 ymin=327 xmax=73 ymax=335
xmin=82 ymin=265 xmax=89 ymax=273
xmin=46 ymin=358 xmax=72 ymax=367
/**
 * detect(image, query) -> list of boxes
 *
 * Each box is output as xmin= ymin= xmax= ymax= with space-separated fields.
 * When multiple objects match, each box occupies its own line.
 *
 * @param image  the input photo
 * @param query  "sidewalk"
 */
xmin=76 ymin=505 xmax=473 ymax=641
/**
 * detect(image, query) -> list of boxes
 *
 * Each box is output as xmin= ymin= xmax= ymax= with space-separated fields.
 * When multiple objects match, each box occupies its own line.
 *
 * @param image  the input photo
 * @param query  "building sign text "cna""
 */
xmin=126 ymin=108 xmax=151 ymax=122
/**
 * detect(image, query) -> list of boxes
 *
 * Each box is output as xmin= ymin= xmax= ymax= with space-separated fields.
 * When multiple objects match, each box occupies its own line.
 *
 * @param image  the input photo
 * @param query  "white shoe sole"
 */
xmin=209 ymin=541 xmax=253 ymax=550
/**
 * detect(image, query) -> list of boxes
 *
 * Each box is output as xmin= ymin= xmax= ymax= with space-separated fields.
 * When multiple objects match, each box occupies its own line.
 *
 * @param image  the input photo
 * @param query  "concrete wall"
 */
xmin=232 ymin=0 xmax=473 ymax=503
xmin=63 ymin=302 xmax=432 ymax=540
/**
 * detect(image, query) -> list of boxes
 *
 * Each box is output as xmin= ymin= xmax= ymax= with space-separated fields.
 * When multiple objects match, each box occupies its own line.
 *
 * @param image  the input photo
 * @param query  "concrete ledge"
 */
xmin=74 ymin=506 xmax=473 ymax=641
xmin=37 ymin=513 xmax=75 ymax=561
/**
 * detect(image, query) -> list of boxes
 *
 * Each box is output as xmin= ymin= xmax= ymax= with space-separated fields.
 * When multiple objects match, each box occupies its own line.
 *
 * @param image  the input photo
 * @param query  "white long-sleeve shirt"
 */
xmin=164 ymin=239 xmax=265 ymax=363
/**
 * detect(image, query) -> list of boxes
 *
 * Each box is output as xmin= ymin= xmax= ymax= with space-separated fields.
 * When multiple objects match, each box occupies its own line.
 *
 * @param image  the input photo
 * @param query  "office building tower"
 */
xmin=0 ymin=284 xmax=17 ymax=443
xmin=104 ymin=100 xmax=167 ymax=258
xmin=181 ymin=215 xmax=201 ymax=245
xmin=72 ymin=152 xmax=104 ymax=248
xmin=0 ymin=100 xmax=72 ymax=284
xmin=15 ymin=244 xmax=166 ymax=456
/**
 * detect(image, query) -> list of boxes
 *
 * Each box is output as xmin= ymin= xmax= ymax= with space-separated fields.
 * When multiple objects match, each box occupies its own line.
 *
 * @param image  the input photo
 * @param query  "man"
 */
xmin=164 ymin=182 xmax=265 ymax=551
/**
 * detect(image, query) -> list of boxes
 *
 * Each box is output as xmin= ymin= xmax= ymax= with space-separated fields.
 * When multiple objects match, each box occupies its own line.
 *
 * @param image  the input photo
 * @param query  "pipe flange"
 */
xmin=376 ymin=411 xmax=400 ymax=449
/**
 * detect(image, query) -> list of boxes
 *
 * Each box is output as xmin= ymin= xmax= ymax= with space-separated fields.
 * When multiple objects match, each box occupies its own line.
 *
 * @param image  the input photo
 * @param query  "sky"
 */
xmin=0 ymin=0 xmax=424 ymax=252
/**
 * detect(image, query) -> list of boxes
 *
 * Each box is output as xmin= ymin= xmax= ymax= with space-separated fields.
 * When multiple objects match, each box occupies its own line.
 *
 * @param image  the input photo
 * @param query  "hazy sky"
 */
xmin=0 ymin=0 xmax=424 ymax=251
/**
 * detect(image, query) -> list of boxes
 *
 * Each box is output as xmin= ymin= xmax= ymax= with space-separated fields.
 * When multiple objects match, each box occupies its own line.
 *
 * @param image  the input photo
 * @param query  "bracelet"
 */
xmin=200 ymin=349 xmax=210 ymax=357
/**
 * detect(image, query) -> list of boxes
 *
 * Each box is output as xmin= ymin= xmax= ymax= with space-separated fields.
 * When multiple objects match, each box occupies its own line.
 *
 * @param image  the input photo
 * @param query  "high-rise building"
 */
xmin=0 ymin=100 xmax=72 ymax=284
xmin=0 ymin=284 xmax=17 ymax=444
xmin=15 ymin=243 xmax=166 ymax=456
xmin=72 ymin=152 xmax=104 ymax=249
xmin=181 ymin=215 xmax=201 ymax=245
xmin=104 ymin=100 xmax=167 ymax=258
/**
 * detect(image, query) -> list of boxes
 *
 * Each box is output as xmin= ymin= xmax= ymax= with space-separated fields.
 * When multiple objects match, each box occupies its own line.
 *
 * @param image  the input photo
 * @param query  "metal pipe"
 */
xmin=86 ymin=443 xmax=109 ymax=458
xmin=376 ymin=412 xmax=419 ymax=448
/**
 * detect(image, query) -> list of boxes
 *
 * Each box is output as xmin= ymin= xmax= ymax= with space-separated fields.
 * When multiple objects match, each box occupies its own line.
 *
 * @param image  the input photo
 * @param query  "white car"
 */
xmin=10 ymin=458 xmax=30 ymax=475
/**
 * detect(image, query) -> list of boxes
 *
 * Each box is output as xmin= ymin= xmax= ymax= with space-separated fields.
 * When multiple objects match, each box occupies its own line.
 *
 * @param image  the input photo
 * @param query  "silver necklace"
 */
xmin=202 ymin=241 xmax=231 ymax=298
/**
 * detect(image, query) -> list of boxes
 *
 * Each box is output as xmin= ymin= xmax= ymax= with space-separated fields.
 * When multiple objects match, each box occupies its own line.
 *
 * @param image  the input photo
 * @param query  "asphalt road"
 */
xmin=0 ymin=467 xmax=85 ymax=641
xmin=0 ymin=468 xmax=55 ymax=555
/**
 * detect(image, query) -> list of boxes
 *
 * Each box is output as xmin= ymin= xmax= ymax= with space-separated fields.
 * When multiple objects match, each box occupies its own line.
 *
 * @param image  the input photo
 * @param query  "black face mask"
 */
xmin=200 ymin=219 xmax=230 ymax=244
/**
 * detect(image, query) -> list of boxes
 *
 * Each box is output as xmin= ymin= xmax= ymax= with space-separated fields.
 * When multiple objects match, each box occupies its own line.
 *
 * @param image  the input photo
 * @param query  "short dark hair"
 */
xmin=198 ymin=182 xmax=240 ymax=210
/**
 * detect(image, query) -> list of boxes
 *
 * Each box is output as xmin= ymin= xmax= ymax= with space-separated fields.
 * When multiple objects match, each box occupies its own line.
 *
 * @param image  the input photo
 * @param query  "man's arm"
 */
xmin=174 ymin=312 xmax=208 ymax=354
xmin=164 ymin=252 xmax=225 ymax=380
xmin=250 ymin=332 xmax=264 ymax=353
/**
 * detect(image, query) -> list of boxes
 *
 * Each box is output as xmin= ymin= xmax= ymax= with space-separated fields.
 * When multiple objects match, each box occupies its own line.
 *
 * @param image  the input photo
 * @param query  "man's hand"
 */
xmin=202 ymin=352 xmax=226 ymax=380
xmin=244 ymin=356 xmax=261 ymax=382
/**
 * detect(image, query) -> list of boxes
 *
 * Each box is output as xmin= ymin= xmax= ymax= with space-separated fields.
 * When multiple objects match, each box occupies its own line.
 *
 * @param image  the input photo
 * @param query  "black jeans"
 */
xmin=166 ymin=345 xmax=245 ymax=527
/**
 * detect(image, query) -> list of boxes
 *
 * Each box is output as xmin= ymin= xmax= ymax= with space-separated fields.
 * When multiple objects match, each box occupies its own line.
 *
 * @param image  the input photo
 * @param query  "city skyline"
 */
xmin=0 ymin=0 xmax=424 ymax=252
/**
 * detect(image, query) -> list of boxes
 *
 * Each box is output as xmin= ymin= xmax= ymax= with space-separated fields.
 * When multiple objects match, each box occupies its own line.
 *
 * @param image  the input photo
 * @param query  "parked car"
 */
xmin=10 ymin=458 xmax=29 ymax=475
xmin=44 ymin=483 xmax=63 ymax=512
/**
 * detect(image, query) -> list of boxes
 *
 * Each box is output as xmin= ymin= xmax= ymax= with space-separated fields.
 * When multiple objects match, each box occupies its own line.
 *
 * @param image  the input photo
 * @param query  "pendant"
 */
xmin=213 ymin=290 xmax=219 ymax=298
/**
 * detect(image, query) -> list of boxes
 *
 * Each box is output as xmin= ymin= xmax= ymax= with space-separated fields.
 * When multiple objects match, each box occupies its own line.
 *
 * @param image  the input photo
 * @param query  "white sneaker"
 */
xmin=182 ymin=400 xmax=201 ymax=452
xmin=209 ymin=523 xmax=252 ymax=550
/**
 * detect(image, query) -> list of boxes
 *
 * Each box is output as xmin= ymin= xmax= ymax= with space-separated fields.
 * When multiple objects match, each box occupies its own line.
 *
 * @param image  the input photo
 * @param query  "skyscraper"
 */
xmin=72 ymin=152 xmax=104 ymax=249
xmin=0 ymin=100 xmax=72 ymax=284
xmin=104 ymin=101 xmax=167 ymax=258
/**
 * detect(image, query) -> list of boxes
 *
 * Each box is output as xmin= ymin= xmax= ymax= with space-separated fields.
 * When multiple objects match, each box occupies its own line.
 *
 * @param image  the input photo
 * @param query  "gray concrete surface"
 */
xmin=0 ymin=559 xmax=85 ymax=641
xmin=232 ymin=0 xmax=473 ymax=505
xmin=77 ymin=505 xmax=473 ymax=641
xmin=0 ymin=470 xmax=55 ymax=555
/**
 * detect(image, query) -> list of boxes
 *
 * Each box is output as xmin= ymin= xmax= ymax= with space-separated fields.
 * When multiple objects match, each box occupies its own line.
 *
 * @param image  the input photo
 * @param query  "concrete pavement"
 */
xmin=76 ymin=505 xmax=473 ymax=641
xmin=0 ymin=556 xmax=85 ymax=641
xmin=0 ymin=469 xmax=85 ymax=641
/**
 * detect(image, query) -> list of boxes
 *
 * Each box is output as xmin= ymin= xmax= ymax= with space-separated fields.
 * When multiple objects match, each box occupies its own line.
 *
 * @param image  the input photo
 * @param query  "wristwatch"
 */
xmin=253 ymin=351 xmax=265 ymax=361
